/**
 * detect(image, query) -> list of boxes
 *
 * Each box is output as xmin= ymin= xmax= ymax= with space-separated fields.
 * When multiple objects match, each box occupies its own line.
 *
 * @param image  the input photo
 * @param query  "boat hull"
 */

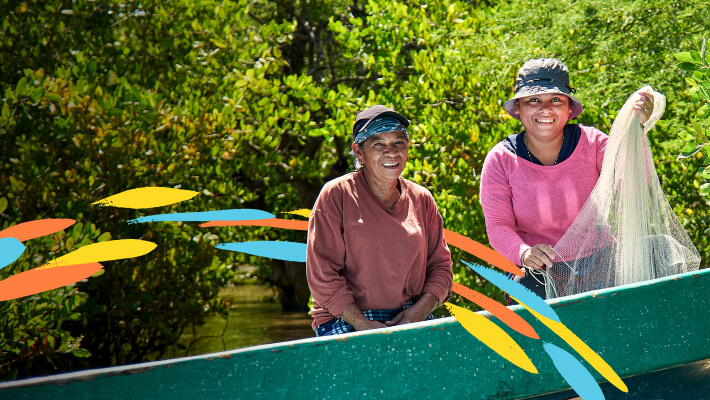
xmin=2 ymin=268 xmax=710 ymax=399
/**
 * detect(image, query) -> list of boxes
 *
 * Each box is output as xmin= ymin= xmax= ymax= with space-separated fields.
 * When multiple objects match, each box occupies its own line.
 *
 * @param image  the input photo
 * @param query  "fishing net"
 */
xmin=542 ymin=86 xmax=701 ymax=299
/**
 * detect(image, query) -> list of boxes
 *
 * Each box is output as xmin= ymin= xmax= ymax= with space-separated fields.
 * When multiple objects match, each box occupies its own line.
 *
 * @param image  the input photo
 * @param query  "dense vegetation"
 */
xmin=675 ymin=39 xmax=710 ymax=191
xmin=1 ymin=0 xmax=708 ymax=380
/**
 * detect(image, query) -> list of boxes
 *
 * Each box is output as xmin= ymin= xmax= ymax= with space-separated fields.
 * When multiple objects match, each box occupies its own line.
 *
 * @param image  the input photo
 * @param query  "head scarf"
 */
xmin=353 ymin=116 xmax=408 ymax=143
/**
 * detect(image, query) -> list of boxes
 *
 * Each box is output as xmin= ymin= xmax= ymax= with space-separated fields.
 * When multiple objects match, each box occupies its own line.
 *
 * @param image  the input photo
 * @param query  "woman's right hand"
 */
xmin=355 ymin=320 xmax=388 ymax=331
xmin=341 ymin=303 xmax=388 ymax=331
xmin=521 ymin=244 xmax=556 ymax=270
xmin=633 ymin=88 xmax=655 ymax=126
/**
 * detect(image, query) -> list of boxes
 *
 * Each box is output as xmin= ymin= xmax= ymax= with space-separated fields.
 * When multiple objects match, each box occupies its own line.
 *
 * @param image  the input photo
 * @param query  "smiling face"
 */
xmin=514 ymin=93 xmax=572 ymax=140
xmin=353 ymin=130 xmax=409 ymax=183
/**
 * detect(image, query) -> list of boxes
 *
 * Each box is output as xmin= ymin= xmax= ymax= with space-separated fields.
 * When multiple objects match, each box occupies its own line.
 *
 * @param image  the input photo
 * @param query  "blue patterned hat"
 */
xmin=352 ymin=105 xmax=409 ymax=143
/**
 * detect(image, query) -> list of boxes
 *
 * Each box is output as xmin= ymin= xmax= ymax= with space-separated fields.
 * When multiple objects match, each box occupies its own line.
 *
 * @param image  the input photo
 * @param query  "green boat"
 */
xmin=1 ymin=268 xmax=709 ymax=399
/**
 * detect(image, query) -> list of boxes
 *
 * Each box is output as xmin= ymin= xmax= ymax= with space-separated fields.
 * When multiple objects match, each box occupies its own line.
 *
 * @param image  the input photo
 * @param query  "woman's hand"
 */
xmin=633 ymin=88 xmax=655 ymax=126
xmin=341 ymin=303 xmax=388 ymax=331
xmin=356 ymin=320 xmax=389 ymax=331
xmin=385 ymin=292 xmax=438 ymax=327
xmin=521 ymin=244 xmax=556 ymax=270
xmin=384 ymin=308 xmax=419 ymax=327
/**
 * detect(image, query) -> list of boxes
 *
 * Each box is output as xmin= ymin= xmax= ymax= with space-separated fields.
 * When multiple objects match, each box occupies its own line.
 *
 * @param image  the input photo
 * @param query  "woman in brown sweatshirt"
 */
xmin=306 ymin=105 xmax=453 ymax=336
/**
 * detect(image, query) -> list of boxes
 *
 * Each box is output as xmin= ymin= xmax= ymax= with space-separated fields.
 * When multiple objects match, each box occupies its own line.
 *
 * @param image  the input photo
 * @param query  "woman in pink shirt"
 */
xmin=306 ymin=105 xmax=453 ymax=336
xmin=480 ymin=58 xmax=654 ymax=302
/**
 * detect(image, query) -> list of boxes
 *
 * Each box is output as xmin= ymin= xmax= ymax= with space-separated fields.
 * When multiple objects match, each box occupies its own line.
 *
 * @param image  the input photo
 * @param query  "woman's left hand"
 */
xmin=385 ymin=308 xmax=420 ymax=326
xmin=633 ymin=88 xmax=655 ymax=126
xmin=385 ymin=292 xmax=438 ymax=327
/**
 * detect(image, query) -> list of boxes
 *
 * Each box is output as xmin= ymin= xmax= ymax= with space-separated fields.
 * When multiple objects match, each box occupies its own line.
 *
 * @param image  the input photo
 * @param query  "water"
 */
xmin=159 ymin=284 xmax=314 ymax=360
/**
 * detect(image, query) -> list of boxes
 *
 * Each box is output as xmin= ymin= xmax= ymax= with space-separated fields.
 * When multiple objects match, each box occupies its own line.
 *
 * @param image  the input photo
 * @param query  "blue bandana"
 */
xmin=354 ymin=116 xmax=409 ymax=143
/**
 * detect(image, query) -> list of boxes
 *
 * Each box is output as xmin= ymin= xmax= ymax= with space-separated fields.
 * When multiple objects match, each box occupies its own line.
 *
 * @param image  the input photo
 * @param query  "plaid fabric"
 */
xmin=315 ymin=298 xmax=437 ymax=337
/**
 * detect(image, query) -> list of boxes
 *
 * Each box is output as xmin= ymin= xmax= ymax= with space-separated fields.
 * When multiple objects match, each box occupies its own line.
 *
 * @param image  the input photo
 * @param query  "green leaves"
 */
xmin=30 ymin=87 xmax=44 ymax=104
xmin=698 ymin=104 xmax=710 ymax=119
xmin=44 ymin=92 xmax=62 ymax=102
xmin=107 ymin=108 xmax=124 ymax=117
xmin=675 ymin=38 xmax=710 ymax=189
xmin=675 ymin=51 xmax=703 ymax=64
xmin=71 ymin=348 xmax=91 ymax=358
xmin=679 ymin=140 xmax=700 ymax=159
xmin=209 ymin=38 xmax=227 ymax=48
xmin=15 ymin=77 xmax=27 ymax=96
xmin=0 ymin=0 xmax=708 ymax=380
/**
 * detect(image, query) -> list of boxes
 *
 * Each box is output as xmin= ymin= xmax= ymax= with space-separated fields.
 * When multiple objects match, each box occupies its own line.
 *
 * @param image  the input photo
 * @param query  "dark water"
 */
xmin=159 ymin=285 xmax=314 ymax=359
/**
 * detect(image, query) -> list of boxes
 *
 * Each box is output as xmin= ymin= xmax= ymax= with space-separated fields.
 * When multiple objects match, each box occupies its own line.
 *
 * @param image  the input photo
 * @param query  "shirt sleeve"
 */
xmin=593 ymin=127 xmax=608 ymax=173
xmin=480 ymin=147 xmax=530 ymax=265
xmin=306 ymin=188 xmax=355 ymax=318
xmin=421 ymin=193 xmax=453 ymax=307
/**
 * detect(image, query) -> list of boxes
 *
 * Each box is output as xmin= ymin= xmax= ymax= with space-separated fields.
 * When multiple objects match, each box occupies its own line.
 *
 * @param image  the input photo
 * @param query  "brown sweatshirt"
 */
xmin=306 ymin=170 xmax=453 ymax=330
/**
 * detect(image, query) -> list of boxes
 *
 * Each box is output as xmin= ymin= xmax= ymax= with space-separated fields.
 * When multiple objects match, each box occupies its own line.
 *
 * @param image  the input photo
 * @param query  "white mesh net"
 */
xmin=542 ymin=86 xmax=701 ymax=299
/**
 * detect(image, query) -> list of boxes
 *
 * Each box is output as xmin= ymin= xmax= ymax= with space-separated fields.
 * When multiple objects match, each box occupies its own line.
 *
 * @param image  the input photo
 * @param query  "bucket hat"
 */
xmin=503 ymin=58 xmax=584 ymax=120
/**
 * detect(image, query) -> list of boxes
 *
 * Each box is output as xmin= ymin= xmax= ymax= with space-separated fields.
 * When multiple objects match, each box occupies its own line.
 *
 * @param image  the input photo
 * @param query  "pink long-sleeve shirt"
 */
xmin=306 ymin=170 xmax=453 ymax=330
xmin=479 ymin=125 xmax=608 ymax=266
